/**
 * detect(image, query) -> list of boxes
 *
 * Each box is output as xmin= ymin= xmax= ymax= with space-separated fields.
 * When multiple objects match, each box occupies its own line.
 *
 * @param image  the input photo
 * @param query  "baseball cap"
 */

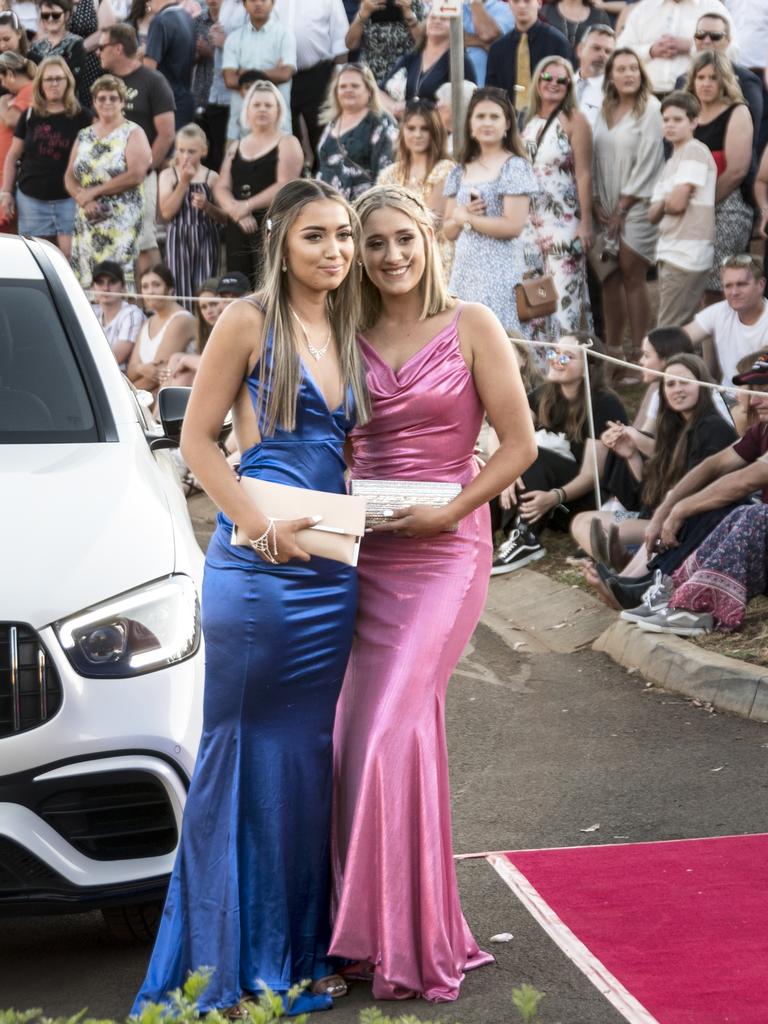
xmin=732 ymin=351 xmax=768 ymax=387
xmin=216 ymin=271 xmax=250 ymax=297
xmin=92 ymin=260 xmax=125 ymax=284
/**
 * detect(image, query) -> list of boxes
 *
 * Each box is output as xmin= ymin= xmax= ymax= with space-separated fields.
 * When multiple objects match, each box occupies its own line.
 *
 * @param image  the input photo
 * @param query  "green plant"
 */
xmin=511 ymin=983 xmax=546 ymax=1024
xmin=358 ymin=1012 xmax=454 ymax=1024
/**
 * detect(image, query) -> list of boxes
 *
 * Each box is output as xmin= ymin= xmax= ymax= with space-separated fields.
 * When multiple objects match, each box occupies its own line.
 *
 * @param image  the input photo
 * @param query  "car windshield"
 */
xmin=0 ymin=279 xmax=98 ymax=443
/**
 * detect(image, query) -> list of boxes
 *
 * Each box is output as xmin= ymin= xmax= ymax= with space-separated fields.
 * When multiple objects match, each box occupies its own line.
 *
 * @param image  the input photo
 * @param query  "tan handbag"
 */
xmin=515 ymin=274 xmax=558 ymax=321
xmin=232 ymin=478 xmax=367 ymax=566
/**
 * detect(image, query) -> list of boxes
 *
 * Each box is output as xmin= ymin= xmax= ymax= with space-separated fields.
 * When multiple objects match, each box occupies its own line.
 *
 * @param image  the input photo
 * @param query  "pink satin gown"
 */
xmin=330 ymin=305 xmax=495 ymax=1001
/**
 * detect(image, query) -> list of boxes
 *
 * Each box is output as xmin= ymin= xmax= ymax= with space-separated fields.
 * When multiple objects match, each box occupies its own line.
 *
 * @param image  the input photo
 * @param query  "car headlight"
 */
xmin=56 ymin=575 xmax=200 ymax=678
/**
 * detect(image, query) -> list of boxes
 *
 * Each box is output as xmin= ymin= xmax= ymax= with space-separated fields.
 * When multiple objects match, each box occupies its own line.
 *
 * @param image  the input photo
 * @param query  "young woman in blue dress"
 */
xmin=131 ymin=179 xmax=370 ymax=1017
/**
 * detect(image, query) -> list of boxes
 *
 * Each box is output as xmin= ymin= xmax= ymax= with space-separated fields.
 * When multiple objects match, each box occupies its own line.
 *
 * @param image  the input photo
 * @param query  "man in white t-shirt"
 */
xmin=684 ymin=255 xmax=768 ymax=386
xmin=91 ymin=261 xmax=146 ymax=370
xmin=649 ymin=91 xmax=717 ymax=327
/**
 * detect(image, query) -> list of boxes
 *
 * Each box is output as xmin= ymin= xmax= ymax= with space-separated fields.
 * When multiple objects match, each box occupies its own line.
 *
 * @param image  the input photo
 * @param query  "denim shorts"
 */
xmin=16 ymin=189 xmax=76 ymax=237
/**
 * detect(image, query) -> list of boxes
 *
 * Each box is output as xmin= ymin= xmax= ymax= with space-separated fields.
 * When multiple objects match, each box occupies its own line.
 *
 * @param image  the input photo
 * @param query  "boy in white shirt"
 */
xmin=649 ymin=91 xmax=717 ymax=328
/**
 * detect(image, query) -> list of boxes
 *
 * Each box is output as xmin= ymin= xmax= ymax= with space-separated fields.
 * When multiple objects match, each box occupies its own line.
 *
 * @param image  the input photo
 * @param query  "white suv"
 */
xmin=0 ymin=237 xmax=204 ymax=939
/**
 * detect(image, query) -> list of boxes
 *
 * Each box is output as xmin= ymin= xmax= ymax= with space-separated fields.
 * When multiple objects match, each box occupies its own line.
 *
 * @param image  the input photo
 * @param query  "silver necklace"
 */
xmin=289 ymin=306 xmax=332 ymax=361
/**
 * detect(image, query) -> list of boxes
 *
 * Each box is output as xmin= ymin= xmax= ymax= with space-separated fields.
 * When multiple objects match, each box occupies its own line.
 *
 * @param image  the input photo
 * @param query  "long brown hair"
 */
xmin=194 ymin=277 xmax=219 ymax=354
xmin=459 ymin=87 xmax=527 ymax=165
xmin=394 ymin=101 xmax=448 ymax=183
xmin=642 ymin=353 xmax=718 ymax=509
xmin=685 ymin=49 xmax=745 ymax=109
xmin=536 ymin=332 xmax=614 ymax=443
xmin=254 ymin=179 xmax=370 ymax=434
xmin=602 ymin=47 xmax=652 ymax=120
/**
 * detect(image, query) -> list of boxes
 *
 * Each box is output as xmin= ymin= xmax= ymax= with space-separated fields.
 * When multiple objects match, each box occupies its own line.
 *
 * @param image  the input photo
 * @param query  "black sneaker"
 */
xmin=491 ymin=526 xmax=546 ymax=576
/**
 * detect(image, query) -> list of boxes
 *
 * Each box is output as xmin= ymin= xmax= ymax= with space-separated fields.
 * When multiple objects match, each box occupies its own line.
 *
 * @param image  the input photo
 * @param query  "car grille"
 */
xmin=36 ymin=772 xmax=178 ymax=861
xmin=0 ymin=836 xmax=65 ymax=892
xmin=0 ymin=623 xmax=62 ymax=738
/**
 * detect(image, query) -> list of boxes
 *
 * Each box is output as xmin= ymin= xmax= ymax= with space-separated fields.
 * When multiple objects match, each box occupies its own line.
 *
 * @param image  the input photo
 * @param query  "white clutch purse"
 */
xmin=350 ymin=479 xmax=462 ymax=529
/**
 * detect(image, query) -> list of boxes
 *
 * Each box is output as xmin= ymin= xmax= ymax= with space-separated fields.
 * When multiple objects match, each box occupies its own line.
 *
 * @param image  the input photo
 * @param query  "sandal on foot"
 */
xmin=222 ymin=1005 xmax=249 ymax=1020
xmin=312 ymin=975 xmax=349 ymax=998
xmin=339 ymin=961 xmax=375 ymax=983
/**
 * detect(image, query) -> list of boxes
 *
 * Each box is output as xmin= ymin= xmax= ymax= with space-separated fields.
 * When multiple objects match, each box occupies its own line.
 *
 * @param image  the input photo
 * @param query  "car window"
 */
xmin=0 ymin=280 xmax=98 ymax=443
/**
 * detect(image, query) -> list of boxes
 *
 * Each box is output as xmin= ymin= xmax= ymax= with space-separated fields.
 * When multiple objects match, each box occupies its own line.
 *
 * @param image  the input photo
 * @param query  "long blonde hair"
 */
xmin=354 ymin=184 xmax=453 ymax=331
xmin=320 ymin=62 xmax=383 ymax=125
xmin=526 ymin=56 xmax=577 ymax=122
xmin=33 ymin=56 xmax=80 ymax=116
xmin=685 ymin=50 xmax=745 ymax=108
xmin=255 ymin=179 xmax=370 ymax=434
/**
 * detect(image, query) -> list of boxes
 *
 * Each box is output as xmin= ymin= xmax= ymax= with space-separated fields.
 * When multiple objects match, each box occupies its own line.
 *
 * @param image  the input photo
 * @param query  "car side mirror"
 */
xmin=150 ymin=386 xmax=192 ymax=451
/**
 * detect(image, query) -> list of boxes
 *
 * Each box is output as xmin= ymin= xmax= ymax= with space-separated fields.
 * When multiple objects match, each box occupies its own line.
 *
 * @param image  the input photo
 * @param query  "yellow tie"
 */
xmin=516 ymin=32 xmax=531 ymax=110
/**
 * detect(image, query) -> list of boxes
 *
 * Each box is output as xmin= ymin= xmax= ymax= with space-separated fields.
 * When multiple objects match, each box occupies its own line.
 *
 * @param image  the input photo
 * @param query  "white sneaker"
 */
xmin=620 ymin=571 xmax=673 ymax=624
xmin=636 ymin=606 xmax=714 ymax=636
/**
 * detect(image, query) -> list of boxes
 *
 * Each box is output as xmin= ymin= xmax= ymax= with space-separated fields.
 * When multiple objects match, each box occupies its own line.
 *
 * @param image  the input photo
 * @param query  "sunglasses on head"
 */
xmin=40 ymin=11 xmax=65 ymax=20
xmin=546 ymin=348 xmax=574 ymax=365
xmin=0 ymin=10 xmax=21 ymax=28
xmin=541 ymin=72 xmax=570 ymax=86
xmin=694 ymin=30 xmax=726 ymax=41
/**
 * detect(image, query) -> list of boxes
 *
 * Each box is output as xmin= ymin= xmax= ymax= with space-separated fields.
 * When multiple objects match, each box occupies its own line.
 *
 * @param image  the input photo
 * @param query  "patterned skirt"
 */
xmin=707 ymin=189 xmax=755 ymax=292
xmin=669 ymin=503 xmax=768 ymax=631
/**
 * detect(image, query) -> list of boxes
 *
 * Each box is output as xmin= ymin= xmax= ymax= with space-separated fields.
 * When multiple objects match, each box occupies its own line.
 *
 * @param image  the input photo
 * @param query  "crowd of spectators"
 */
xmin=1 ymin=0 xmax=768 ymax=636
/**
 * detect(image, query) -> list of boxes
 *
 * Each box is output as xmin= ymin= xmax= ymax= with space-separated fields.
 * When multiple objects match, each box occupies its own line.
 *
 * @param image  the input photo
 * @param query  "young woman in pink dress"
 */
xmin=330 ymin=184 xmax=537 ymax=1002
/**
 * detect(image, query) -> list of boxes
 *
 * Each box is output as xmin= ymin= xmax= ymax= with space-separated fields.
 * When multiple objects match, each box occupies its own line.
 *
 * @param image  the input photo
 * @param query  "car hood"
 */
xmin=1 ymin=441 xmax=175 ymax=629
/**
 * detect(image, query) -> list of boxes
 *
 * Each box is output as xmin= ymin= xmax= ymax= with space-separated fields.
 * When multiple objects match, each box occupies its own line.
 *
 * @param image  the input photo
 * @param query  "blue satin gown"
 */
xmin=132 ymin=331 xmax=357 ymax=1017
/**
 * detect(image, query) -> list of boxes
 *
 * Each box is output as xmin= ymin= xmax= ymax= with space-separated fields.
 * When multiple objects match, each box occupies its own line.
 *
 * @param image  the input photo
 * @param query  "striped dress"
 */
xmin=164 ymin=168 xmax=220 ymax=309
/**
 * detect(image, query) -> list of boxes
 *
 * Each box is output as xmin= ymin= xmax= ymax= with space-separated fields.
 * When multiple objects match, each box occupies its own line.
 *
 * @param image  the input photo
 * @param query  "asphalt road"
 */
xmin=3 ymin=622 xmax=768 ymax=1023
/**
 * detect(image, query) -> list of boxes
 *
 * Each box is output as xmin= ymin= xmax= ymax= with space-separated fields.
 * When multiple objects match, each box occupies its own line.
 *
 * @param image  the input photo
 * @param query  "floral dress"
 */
xmin=377 ymin=157 xmax=455 ymax=279
xmin=71 ymin=120 xmax=145 ymax=290
xmin=316 ymin=111 xmax=398 ymax=201
xmin=522 ymin=114 xmax=592 ymax=337
xmin=444 ymin=155 xmax=539 ymax=334
xmin=358 ymin=0 xmax=426 ymax=82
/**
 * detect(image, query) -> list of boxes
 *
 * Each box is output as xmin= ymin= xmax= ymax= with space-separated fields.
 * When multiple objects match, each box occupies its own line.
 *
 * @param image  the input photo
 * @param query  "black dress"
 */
xmin=224 ymin=141 xmax=278 ymax=290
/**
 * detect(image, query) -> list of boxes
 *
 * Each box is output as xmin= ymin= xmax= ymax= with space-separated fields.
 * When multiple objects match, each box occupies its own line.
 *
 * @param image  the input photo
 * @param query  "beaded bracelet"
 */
xmin=248 ymin=517 xmax=278 ymax=564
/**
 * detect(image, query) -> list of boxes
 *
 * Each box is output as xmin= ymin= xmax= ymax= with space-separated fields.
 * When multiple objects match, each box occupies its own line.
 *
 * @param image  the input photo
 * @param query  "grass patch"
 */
xmin=690 ymin=594 xmax=768 ymax=669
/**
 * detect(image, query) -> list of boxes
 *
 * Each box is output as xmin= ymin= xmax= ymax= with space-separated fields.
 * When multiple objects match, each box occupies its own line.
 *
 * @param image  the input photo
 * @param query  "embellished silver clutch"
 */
xmin=350 ymin=479 xmax=462 ymax=529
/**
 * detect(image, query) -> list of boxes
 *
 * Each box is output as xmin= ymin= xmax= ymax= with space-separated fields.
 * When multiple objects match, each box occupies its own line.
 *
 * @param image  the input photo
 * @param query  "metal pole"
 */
xmin=582 ymin=348 xmax=603 ymax=511
xmin=449 ymin=13 xmax=465 ymax=159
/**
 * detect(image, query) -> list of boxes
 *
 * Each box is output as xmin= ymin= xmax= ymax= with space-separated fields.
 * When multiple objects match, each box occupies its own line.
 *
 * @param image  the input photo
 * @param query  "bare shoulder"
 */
xmin=457 ymin=301 xmax=507 ymax=336
xmin=279 ymin=132 xmax=303 ymax=156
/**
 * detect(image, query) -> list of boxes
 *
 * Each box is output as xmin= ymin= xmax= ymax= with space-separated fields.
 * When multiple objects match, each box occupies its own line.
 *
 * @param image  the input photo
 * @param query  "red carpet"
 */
xmin=491 ymin=834 xmax=768 ymax=1023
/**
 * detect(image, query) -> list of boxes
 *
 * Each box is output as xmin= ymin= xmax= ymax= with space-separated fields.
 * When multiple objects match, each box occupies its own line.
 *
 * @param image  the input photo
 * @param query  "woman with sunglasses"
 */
xmin=522 ymin=57 xmax=593 ymax=338
xmin=377 ymin=98 xmax=454 ymax=276
xmin=28 ymin=0 xmax=88 ymax=106
xmin=0 ymin=49 xmax=34 ymax=232
xmin=0 ymin=57 xmax=91 ymax=255
xmin=492 ymin=333 xmax=628 ymax=574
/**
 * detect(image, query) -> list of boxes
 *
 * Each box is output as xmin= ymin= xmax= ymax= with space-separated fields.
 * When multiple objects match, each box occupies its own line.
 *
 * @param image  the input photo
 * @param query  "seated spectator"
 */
xmin=344 ymin=0 xmax=426 ymax=84
xmin=540 ymin=0 xmax=611 ymax=49
xmin=730 ymin=350 xmax=766 ymax=437
xmin=622 ymin=353 xmax=768 ymax=634
xmin=684 ymin=255 xmax=768 ymax=389
xmin=1 ymin=57 xmax=92 ymax=259
xmin=64 ymin=72 xmax=152 ymax=289
xmin=128 ymin=262 xmax=196 ymax=393
xmin=29 ymin=0 xmax=88 ymax=105
xmin=377 ymin=97 xmax=454 ymax=277
xmin=91 ymin=258 xmax=146 ymax=368
xmin=215 ymin=268 xmax=250 ymax=303
xmin=576 ymin=353 xmax=736 ymax=566
xmin=380 ymin=10 xmax=476 ymax=115
xmin=165 ymin=275 xmax=220 ymax=386
xmin=222 ymin=0 xmax=295 ymax=141
xmin=592 ymin=47 xmax=664 ymax=383
xmin=214 ymin=79 xmax=302 ymax=287
xmin=316 ymin=62 xmax=396 ymax=200
xmin=143 ymin=0 xmax=195 ymax=127
xmin=462 ymin=0 xmax=512 ymax=87
xmin=649 ymin=90 xmax=716 ymax=329
xmin=158 ymin=122 xmax=226 ymax=307
xmin=616 ymin=0 xmax=731 ymax=97
xmin=757 ymin=144 xmax=768 ymax=297
xmin=573 ymin=23 xmax=615 ymax=130
xmin=685 ymin=50 xmax=753 ymax=305
xmin=0 ymin=50 xmax=35 ymax=234
xmin=522 ymin=56 xmax=593 ymax=338
xmin=491 ymin=332 xmax=628 ymax=575
xmin=486 ymin=0 xmax=573 ymax=119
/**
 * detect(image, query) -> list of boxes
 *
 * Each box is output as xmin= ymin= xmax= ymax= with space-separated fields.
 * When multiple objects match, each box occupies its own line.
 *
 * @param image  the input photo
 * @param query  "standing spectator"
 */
xmin=522 ymin=56 xmax=593 ymax=336
xmin=0 ymin=51 xmax=34 ymax=233
xmin=756 ymin=142 xmax=768 ymax=295
xmin=380 ymin=10 xmax=476 ymax=113
xmin=649 ymin=91 xmax=716 ymax=328
xmin=462 ymin=0 xmax=513 ymax=87
xmin=593 ymin=48 xmax=663 ymax=382
xmin=541 ymin=0 xmax=611 ymax=49
xmin=128 ymin=262 xmax=195 ymax=394
xmin=435 ymin=77 xmax=476 ymax=153
xmin=98 ymin=23 xmax=175 ymax=276
xmin=65 ymin=73 xmax=151 ymax=288
xmin=222 ymin=0 xmax=296 ymax=141
xmin=91 ymin=258 xmax=146 ymax=368
xmin=443 ymin=86 xmax=539 ymax=335
xmin=29 ymin=0 xmax=88 ymax=104
xmin=126 ymin=0 xmax=152 ymax=51
xmin=7 ymin=2 xmax=38 ymax=36
xmin=377 ymin=97 xmax=454 ymax=276
xmin=684 ymin=255 xmax=768 ymax=387
xmin=574 ymin=23 xmax=614 ymax=129
xmin=192 ymin=0 xmax=245 ymax=172
xmin=0 ymin=57 xmax=92 ymax=258
xmin=158 ymin=123 xmax=225 ymax=307
xmin=0 ymin=9 xmax=28 ymax=56
xmin=617 ymin=0 xmax=731 ymax=97
xmin=273 ymin=0 xmax=349 ymax=166
xmin=143 ymin=0 xmax=195 ymax=127
xmin=486 ymin=0 xmax=573 ymax=117
xmin=315 ymin=62 xmax=396 ymax=200
xmin=215 ymin=79 xmax=302 ymax=286
xmin=723 ymin=0 xmax=768 ymax=109
xmin=70 ymin=0 xmax=117 ymax=99
xmin=165 ymin=276 xmax=221 ymax=386
xmin=685 ymin=50 xmax=753 ymax=305
xmin=344 ymin=0 xmax=425 ymax=84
